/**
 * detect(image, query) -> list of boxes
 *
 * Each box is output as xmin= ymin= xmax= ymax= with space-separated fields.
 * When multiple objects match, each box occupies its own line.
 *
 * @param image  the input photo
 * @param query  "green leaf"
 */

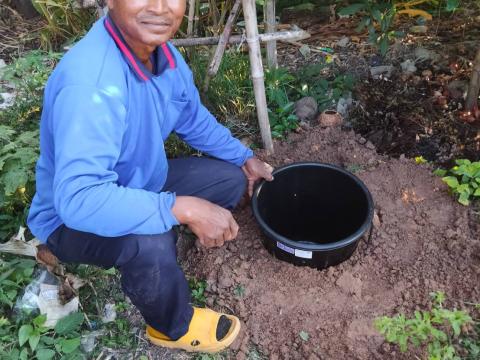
xmin=446 ymin=0 xmax=459 ymax=11
xmin=473 ymin=188 xmax=480 ymax=197
xmin=458 ymin=192 xmax=470 ymax=206
xmin=58 ymin=337 xmax=81 ymax=354
xmin=18 ymin=325 xmax=32 ymax=346
xmin=299 ymin=330 xmax=309 ymax=341
xmin=29 ymin=332 xmax=40 ymax=351
xmin=379 ymin=36 xmax=389 ymax=56
xmin=442 ymin=176 xmax=459 ymax=189
xmin=36 ymin=348 xmax=56 ymax=360
xmin=338 ymin=4 xmax=366 ymax=16
xmin=372 ymin=9 xmax=383 ymax=23
xmin=33 ymin=314 xmax=47 ymax=327
xmin=54 ymin=313 xmax=84 ymax=336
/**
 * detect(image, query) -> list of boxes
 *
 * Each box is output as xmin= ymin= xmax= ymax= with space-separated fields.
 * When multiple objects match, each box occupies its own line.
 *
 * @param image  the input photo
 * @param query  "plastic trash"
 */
xmin=14 ymin=268 xmax=79 ymax=327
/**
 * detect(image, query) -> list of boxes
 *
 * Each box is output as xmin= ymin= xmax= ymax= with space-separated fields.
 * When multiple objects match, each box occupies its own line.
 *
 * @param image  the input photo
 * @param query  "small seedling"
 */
xmin=375 ymin=291 xmax=473 ymax=358
xmin=299 ymin=331 xmax=309 ymax=342
xmin=189 ymin=278 xmax=207 ymax=307
xmin=233 ymin=285 xmax=245 ymax=298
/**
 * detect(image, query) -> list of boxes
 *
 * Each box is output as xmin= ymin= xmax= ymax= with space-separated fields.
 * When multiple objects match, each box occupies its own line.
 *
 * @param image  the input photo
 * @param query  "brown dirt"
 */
xmin=176 ymin=125 xmax=480 ymax=359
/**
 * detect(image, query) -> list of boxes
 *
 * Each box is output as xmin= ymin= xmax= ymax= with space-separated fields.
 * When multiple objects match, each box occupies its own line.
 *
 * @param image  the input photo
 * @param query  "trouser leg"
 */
xmin=47 ymin=226 xmax=193 ymax=340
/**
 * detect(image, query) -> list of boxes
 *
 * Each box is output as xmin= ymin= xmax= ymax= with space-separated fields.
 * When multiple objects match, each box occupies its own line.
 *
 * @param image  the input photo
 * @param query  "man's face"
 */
xmin=107 ymin=0 xmax=186 ymax=47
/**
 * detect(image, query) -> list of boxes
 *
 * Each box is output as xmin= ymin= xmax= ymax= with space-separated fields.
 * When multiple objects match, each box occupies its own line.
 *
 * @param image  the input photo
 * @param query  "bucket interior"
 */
xmin=256 ymin=164 xmax=371 ymax=245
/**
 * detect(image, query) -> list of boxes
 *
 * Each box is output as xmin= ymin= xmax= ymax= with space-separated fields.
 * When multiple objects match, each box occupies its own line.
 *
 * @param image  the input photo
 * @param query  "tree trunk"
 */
xmin=465 ymin=48 xmax=480 ymax=118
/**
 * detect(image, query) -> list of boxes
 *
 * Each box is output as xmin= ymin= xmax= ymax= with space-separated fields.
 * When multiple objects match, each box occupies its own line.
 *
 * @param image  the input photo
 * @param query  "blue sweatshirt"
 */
xmin=27 ymin=17 xmax=253 ymax=243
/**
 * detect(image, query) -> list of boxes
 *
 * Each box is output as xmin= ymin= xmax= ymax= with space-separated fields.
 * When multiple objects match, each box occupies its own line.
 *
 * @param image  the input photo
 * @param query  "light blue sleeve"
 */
xmin=51 ymin=86 xmax=179 ymax=236
xmin=173 ymin=70 xmax=254 ymax=167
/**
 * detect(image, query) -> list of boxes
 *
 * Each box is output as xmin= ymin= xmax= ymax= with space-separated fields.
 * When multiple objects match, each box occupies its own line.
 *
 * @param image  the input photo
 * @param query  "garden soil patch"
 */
xmin=175 ymin=125 xmax=480 ymax=359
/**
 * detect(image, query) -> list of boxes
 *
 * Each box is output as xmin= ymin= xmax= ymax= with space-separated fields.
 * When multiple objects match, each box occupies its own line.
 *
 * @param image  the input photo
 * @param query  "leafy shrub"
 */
xmin=434 ymin=159 xmax=480 ymax=206
xmin=375 ymin=292 xmax=474 ymax=360
xmin=0 ymin=51 xmax=59 ymax=240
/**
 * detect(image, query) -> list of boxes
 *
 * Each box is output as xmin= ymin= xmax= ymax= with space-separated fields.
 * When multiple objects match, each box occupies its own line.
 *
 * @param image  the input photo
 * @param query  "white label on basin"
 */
xmin=277 ymin=241 xmax=294 ymax=254
xmin=295 ymin=249 xmax=313 ymax=259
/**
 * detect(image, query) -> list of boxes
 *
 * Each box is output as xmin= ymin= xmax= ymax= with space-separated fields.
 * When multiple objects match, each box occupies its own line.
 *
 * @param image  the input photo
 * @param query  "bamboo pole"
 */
xmin=242 ymin=0 xmax=274 ymax=154
xmin=187 ymin=0 xmax=196 ymax=36
xmin=171 ymin=29 xmax=310 ymax=47
xmin=264 ymin=0 xmax=278 ymax=69
xmin=203 ymin=0 xmax=242 ymax=92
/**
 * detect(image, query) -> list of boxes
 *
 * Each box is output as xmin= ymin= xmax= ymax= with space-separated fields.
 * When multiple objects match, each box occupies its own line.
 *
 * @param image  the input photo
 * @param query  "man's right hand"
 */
xmin=172 ymin=196 xmax=239 ymax=248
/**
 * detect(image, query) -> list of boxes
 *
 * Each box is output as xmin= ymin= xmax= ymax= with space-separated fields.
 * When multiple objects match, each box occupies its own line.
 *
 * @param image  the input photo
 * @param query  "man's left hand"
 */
xmin=242 ymin=157 xmax=274 ymax=197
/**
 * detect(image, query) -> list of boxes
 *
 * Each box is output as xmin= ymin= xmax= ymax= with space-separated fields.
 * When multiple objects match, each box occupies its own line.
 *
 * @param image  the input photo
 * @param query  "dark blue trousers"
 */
xmin=46 ymin=157 xmax=247 ymax=340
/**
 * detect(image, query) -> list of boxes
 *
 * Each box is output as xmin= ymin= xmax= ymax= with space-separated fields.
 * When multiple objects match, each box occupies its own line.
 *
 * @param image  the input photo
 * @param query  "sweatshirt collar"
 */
xmin=104 ymin=15 xmax=176 ymax=82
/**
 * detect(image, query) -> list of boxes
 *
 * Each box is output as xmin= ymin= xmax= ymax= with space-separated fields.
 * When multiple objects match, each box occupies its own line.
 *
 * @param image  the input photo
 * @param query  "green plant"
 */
xmin=434 ymin=159 xmax=480 ymax=206
xmin=339 ymin=0 xmax=401 ymax=56
xmin=294 ymin=64 xmax=355 ymax=112
xmin=375 ymin=292 xmax=472 ymax=359
xmin=189 ymin=278 xmax=207 ymax=307
xmin=233 ymin=285 xmax=245 ymax=298
xmin=0 ymin=258 xmax=35 ymax=309
xmin=0 ymin=312 xmax=85 ymax=360
xmin=1 ymin=51 xmax=60 ymax=130
xmin=101 ymin=318 xmax=136 ymax=349
xmin=31 ymin=0 xmax=95 ymax=51
xmin=264 ymin=68 xmax=299 ymax=138
xmin=0 ymin=51 xmax=59 ymax=240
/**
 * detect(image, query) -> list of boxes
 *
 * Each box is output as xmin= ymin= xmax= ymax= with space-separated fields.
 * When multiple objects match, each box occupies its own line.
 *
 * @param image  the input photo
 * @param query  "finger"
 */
xmin=264 ymin=163 xmax=274 ymax=181
xmin=248 ymin=179 xmax=254 ymax=198
xmin=215 ymin=236 xmax=225 ymax=248
xmin=230 ymin=217 xmax=239 ymax=239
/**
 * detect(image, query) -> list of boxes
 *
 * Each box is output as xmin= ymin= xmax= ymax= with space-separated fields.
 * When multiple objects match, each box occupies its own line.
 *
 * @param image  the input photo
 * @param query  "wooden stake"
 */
xmin=264 ymin=0 xmax=278 ymax=69
xmin=242 ymin=0 xmax=274 ymax=154
xmin=203 ymin=0 xmax=242 ymax=92
xmin=171 ymin=29 xmax=310 ymax=47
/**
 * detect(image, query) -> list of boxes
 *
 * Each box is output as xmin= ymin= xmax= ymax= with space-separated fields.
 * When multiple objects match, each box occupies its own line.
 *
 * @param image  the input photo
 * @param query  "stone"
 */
xmin=294 ymin=97 xmax=318 ymax=122
xmin=337 ymin=36 xmax=350 ymax=48
xmin=370 ymin=65 xmax=394 ymax=78
xmin=401 ymin=59 xmax=417 ymax=74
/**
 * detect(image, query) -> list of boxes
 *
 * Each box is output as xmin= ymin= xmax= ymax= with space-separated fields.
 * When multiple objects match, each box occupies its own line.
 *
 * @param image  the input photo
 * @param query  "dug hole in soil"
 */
xmin=178 ymin=124 xmax=480 ymax=360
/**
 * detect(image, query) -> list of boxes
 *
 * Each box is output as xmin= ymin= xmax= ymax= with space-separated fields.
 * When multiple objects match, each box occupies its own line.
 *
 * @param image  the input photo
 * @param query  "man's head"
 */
xmin=107 ymin=0 xmax=186 ymax=49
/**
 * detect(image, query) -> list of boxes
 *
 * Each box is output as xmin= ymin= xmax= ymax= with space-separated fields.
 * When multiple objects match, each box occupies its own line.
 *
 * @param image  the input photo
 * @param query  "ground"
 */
xmin=124 ymin=124 xmax=479 ymax=360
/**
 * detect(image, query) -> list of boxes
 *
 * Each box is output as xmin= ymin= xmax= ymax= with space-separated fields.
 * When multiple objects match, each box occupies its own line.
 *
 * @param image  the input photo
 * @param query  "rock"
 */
xmin=410 ymin=25 xmax=428 ymax=34
xmin=294 ymin=97 xmax=318 ymax=122
xmin=337 ymin=36 xmax=350 ymax=48
xmin=373 ymin=212 xmax=381 ymax=228
xmin=401 ymin=59 xmax=417 ymax=74
xmin=414 ymin=47 xmax=440 ymax=62
xmin=370 ymin=65 xmax=394 ymax=78
xmin=365 ymin=141 xmax=376 ymax=150
xmin=421 ymin=69 xmax=433 ymax=78
xmin=336 ymin=92 xmax=353 ymax=117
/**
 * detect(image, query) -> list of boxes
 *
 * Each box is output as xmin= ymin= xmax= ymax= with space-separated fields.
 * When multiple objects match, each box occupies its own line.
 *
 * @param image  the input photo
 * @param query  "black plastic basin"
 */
xmin=252 ymin=162 xmax=374 ymax=269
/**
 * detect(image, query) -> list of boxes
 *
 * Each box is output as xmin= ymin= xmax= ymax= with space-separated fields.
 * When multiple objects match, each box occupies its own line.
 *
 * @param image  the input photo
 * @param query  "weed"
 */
xmin=0 ymin=312 xmax=85 ymax=360
xmin=299 ymin=330 xmax=309 ymax=342
xmin=233 ymin=285 xmax=245 ymax=298
xmin=375 ymin=291 xmax=473 ymax=359
xmin=0 ymin=257 xmax=35 ymax=309
xmin=434 ymin=159 xmax=480 ymax=206
xmin=31 ymin=0 xmax=95 ymax=51
xmin=100 ymin=318 xmax=136 ymax=349
xmin=189 ymin=278 xmax=207 ymax=307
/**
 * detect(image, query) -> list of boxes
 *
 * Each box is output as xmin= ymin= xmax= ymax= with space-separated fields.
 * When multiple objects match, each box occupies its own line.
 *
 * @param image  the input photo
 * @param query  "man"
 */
xmin=27 ymin=0 xmax=273 ymax=353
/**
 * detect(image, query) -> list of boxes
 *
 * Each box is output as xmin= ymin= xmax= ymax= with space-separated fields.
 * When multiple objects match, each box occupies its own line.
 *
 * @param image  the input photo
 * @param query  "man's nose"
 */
xmin=147 ymin=0 xmax=169 ymax=13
